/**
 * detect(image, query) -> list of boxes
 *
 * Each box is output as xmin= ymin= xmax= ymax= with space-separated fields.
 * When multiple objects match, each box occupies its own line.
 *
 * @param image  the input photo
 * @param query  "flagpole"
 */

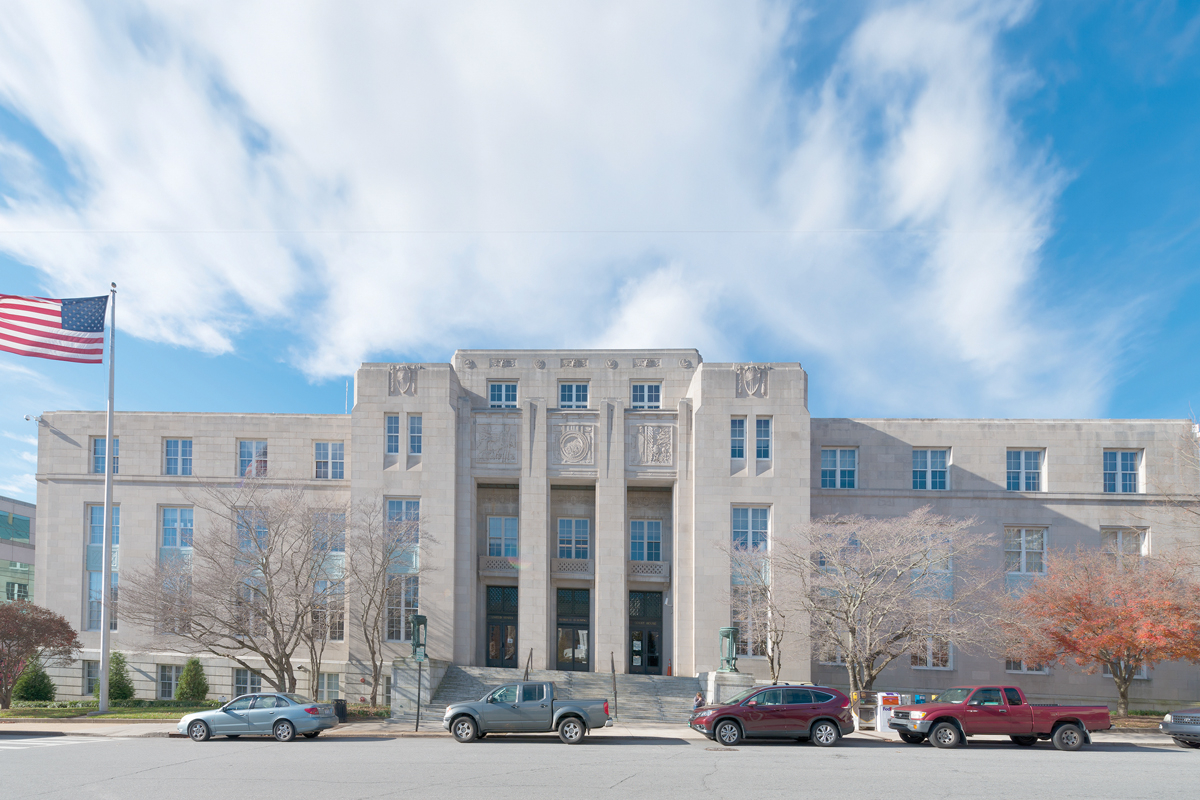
xmin=98 ymin=283 xmax=116 ymax=713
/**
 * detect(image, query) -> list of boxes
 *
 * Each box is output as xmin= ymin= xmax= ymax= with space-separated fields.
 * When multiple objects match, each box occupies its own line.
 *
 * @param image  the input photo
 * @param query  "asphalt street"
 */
xmin=1 ymin=731 xmax=1192 ymax=799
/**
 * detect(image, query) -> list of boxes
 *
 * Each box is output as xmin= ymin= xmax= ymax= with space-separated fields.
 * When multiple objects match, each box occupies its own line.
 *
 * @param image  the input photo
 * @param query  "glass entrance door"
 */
xmin=555 ymin=588 xmax=590 ymax=671
xmin=486 ymin=586 xmax=518 ymax=668
xmin=629 ymin=591 xmax=663 ymax=675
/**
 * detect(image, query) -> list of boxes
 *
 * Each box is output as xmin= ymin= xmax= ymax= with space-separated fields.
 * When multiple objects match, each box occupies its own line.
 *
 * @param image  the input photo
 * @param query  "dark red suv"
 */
xmin=689 ymin=684 xmax=854 ymax=746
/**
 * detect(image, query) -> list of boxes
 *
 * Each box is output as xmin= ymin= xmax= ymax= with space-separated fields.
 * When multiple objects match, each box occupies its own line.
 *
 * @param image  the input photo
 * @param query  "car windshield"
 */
xmin=723 ymin=688 xmax=760 ymax=705
xmin=284 ymin=694 xmax=312 ymax=705
xmin=936 ymin=687 xmax=974 ymax=704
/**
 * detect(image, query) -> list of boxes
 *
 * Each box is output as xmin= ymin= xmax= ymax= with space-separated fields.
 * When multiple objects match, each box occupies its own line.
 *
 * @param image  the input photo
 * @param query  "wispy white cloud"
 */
xmin=0 ymin=0 xmax=1108 ymax=418
xmin=3 ymin=432 xmax=38 ymax=446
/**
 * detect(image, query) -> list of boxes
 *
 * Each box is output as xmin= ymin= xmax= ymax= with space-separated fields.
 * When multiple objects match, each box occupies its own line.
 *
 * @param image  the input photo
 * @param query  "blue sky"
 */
xmin=0 ymin=0 xmax=1198 ymax=501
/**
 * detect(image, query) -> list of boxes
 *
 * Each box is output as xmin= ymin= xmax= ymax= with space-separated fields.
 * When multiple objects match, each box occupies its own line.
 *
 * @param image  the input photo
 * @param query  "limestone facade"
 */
xmin=29 ymin=350 xmax=1198 ymax=708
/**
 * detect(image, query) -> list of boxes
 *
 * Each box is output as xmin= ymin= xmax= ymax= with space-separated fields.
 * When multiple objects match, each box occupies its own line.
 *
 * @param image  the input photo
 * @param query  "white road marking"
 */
xmin=0 ymin=736 xmax=117 ymax=751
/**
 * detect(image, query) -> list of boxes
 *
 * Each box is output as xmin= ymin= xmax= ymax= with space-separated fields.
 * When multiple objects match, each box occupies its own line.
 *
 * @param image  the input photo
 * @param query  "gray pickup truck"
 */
xmin=442 ymin=680 xmax=612 ymax=744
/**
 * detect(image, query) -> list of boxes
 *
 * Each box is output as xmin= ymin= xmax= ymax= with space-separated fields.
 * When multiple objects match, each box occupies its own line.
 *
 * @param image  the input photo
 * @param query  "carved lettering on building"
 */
xmin=555 ymin=424 xmax=595 ymax=466
xmin=633 ymin=425 xmax=673 ymax=466
xmin=734 ymin=364 xmax=769 ymax=398
xmin=634 ymin=358 xmax=661 ymax=368
xmin=389 ymin=364 xmax=420 ymax=396
xmin=560 ymin=358 xmax=588 ymax=368
xmin=475 ymin=422 xmax=518 ymax=465
xmin=490 ymin=358 xmax=516 ymax=368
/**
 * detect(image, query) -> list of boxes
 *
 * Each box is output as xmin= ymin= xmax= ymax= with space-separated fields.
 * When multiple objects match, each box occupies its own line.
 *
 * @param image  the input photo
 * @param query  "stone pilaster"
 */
xmin=517 ymin=398 xmax=550 ymax=669
xmin=595 ymin=399 xmax=628 ymax=673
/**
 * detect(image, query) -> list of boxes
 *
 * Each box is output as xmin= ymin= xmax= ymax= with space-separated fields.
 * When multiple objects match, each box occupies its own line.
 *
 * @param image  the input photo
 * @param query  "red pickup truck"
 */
xmin=888 ymin=686 xmax=1111 ymax=750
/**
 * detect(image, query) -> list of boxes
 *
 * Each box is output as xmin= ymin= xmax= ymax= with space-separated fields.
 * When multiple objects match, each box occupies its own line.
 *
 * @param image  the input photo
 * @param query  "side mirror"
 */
xmin=968 ymin=699 xmax=981 ymax=706
xmin=747 ymin=700 xmax=758 ymax=708
xmin=487 ymin=697 xmax=496 ymax=704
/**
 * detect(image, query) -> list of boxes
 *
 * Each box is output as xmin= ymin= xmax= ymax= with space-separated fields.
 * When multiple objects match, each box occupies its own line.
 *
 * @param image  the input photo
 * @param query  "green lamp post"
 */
xmin=718 ymin=627 xmax=739 ymax=672
xmin=410 ymin=614 xmax=428 ymax=730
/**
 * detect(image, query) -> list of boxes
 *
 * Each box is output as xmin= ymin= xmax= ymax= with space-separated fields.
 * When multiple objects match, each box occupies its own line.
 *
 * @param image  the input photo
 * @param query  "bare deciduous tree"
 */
xmin=122 ymin=479 xmax=343 ymax=693
xmin=775 ymin=506 xmax=997 ymax=694
xmin=726 ymin=543 xmax=792 ymax=683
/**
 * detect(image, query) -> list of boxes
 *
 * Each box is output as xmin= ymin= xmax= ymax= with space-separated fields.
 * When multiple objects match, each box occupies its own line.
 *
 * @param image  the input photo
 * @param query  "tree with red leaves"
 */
xmin=1003 ymin=546 xmax=1200 ymax=716
xmin=0 ymin=601 xmax=82 ymax=709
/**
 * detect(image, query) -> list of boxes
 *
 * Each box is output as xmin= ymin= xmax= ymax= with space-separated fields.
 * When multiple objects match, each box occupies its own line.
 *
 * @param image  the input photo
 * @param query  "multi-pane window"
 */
xmin=158 ymin=664 xmax=184 ymax=700
xmin=238 ymin=440 xmax=268 ymax=477
xmin=1102 ymin=527 xmax=1147 ymax=557
xmin=1005 ymin=528 xmax=1046 ymax=574
xmin=730 ymin=418 xmax=746 ymax=459
xmin=164 ymin=439 xmax=193 ymax=476
xmin=489 ymin=382 xmax=517 ymax=408
xmin=488 ymin=517 xmax=519 ymax=558
xmin=630 ymin=383 xmax=661 ymax=409
xmin=756 ymin=418 xmax=771 ymax=459
xmin=314 ymin=580 xmax=345 ymax=641
xmin=316 ymin=673 xmax=340 ymax=701
xmin=386 ymin=575 xmax=419 ymax=641
xmin=913 ymin=449 xmax=948 ymax=490
xmin=1103 ymin=451 xmax=1139 ymax=493
xmin=386 ymin=415 xmax=400 ymax=454
xmin=237 ymin=512 xmax=268 ymax=552
xmin=83 ymin=661 xmax=100 ymax=695
xmin=559 ymin=383 xmax=588 ymax=409
xmin=1103 ymin=662 xmax=1149 ymax=680
xmin=386 ymin=500 xmax=420 ymax=572
xmin=234 ymin=668 xmax=262 ymax=697
xmin=1006 ymin=450 xmax=1042 ymax=491
xmin=92 ymin=437 xmax=118 ymax=474
xmin=820 ymin=449 xmax=857 ymax=489
xmin=911 ymin=637 xmax=951 ymax=669
xmin=313 ymin=511 xmax=346 ymax=553
xmin=409 ymin=415 xmax=423 ymax=455
xmin=731 ymin=584 xmax=766 ymax=657
xmin=5 ymin=580 xmax=29 ymax=601
xmin=314 ymin=442 xmax=344 ymax=479
xmin=732 ymin=507 xmax=768 ymax=551
xmin=86 ymin=505 xmax=119 ymax=631
xmin=629 ymin=520 xmax=662 ymax=561
xmin=557 ymin=519 xmax=589 ymax=559
xmin=160 ymin=508 xmax=194 ymax=550
xmin=1006 ymin=659 xmax=1049 ymax=674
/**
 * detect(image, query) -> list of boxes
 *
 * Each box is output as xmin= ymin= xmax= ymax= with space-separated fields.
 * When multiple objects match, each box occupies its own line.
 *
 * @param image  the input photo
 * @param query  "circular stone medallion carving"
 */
xmin=534 ymin=359 xmax=546 ymax=369
xmin=560 ymin=430 xmax=592 ymax=463
xmin=606 ymin=359 xmax=618 ymax=369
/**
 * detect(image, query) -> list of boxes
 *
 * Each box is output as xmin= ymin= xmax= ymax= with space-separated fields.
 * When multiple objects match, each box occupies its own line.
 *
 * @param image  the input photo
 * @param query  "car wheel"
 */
xmin=273 ymin=720 xmax=296 ymax=742
xmin=303 ymin=732 xmax=320 ymax=739
xmin=1010 ymin=735 xmax=1037 ymax=747
xmin=225 ymin=735 xmax=241 ymax=740
xmin=1052 ymin=724 xmax=1084 ymax=751
xmin=451 ymin=716 xmax=478 ymax=743
xmin=187 ymin=721 xmax=211 ymax=742
xmin=558 ymin=716 xmax=585 ymax=744
xmin=930 ymin=722 xmax=961 ymax=748
xmin=899 ymin=731 xmax=925 ymax=745
xmin=1172 ymin=738 xmax=1200 ymax=749
xmin=714 ymin=720 xmax=742 ymax=747
xmin=811 ymin=720 xmax=841 ymax=747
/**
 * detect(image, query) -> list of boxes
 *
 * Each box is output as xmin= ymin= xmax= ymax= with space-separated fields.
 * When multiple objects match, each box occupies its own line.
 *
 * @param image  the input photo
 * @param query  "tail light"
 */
xmin=305 ymin=706 xmax=320 ymax=715
xmin=604 ymin=700 xmax=610 ymax=716
xmin=840 ymin=697 xmax=851 ymax=709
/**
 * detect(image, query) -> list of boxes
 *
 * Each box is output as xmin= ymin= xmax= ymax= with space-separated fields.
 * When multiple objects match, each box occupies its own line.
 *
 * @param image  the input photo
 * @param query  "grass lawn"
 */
xmin=0 ymin=707 xmax=211 ymax=720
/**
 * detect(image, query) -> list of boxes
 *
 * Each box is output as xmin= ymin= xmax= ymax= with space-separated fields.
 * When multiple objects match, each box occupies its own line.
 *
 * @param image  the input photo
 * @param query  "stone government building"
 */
xmin=30 ymin=349 xmax=1199 ymax=707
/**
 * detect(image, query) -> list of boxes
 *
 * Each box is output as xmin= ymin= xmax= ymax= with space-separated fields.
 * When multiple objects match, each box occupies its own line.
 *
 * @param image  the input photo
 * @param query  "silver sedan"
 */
xmin=178 ymin=693 xmax=339 ymax=742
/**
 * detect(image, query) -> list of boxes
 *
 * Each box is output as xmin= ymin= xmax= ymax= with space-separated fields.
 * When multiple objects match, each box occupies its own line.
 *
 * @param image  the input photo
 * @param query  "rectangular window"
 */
xmin=238 ymin=440 xmax=268 ymax=477
xmin=756 ymin=418 xmax=771 ymax=459
xmin=1103 ymin=450 xmax=1140 ymax=493
xmin=730 ymin=418 xmax=745 ymax=459
xmin=409 ymin=415 xmax=422 ymax=454
xmin=92 ymin=437 xmax=118 ymax=474
xmin=164 ymin=439 xmax=193 ymax=476
xmin=559 ymin=383 xmax=589 ymax=409
xmin=1102 ymin=527 xmax=1147 ymax=557
xmin=86 ymin=505 xmax=119 ymax=631
xmin=313 ymin=511 xmax=346 ymax=553
xmin=316 ymin=672 xmax=340 ymax=701
xmin=732 ymin=507 xmax=768 ymax=551
xmin=557 ymin=518 xmax=589 ymax=559
xmin=630 ymin=383 xmax=661 ymax=409
xmin=1102 ymin=662 xmax=1149 ymax=680
xmin=731 ymin=584 xmax=766 ymax=657
xmin=1005 ymin=659 xmax=1049 ymax=674
xmin=820 ymin=449 xmax=857 ymax=489
xmin=314 ymin=580 xmax=345 ymax=641
xmin=237 ymin=511 xmax=268 ymax=552
xmin=83 ymin=661 xmax=99 ymax=696
xmin=314 ymin=442 xmax=344 ymax=480
xmin=158 ymin=664 xmax=184 ymax=700
xmin=911 ymin=638 xmax=952 ymax=669
xmin=386 ymin=415 xmax=400 ymax=454
xmin=629 ymin=519 xmax=662 ymax=562
xmin=913 ymin=449 xmax=949 ymax=490
xmin=1005 ymin=528 xmax=1046 ymax=574
xmin=160 ymin=507 xmax=194 ymax=550
xmin=233 ymin=668 xmax=262 ymax=697
xmin=488 ymin=516 xmax=519 ymax=558
xmin=385 ymin=500 xmax=420 ymax=573
xmin=385 ymin=575 xmax=419 ymax=641
xmin=5 ymin=581 xmax=29 ymax=601
xmin=1006 ymin=450 xmax=1042 ymax=492
xmin=489 ymin=382 xmax=518 ymax=408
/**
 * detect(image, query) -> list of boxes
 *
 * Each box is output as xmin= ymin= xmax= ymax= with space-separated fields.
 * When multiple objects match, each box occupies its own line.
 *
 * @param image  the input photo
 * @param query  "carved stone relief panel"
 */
xmin=734 ymin=364 xmax=769 ymax=398
xmin=560 ymin=358 xmax=588 ymax=368
xmin=632 ymin=425 xmax=673 ymax=466
xmin=490 ymin=358 xmax=516 ymax=368
xmin=534 ymin=359 xmax=547 ymax=369
xmin=678 ymin=358 xmax=693 ymax=369
xmin=634 ymin=358 xmax=661 ymax=368
xmin=553 ymin=424 xmax=595 ymax=465
xmin=605 ymin=359 xmax=618 ymax=369
xmin=475 ymin=421 xmax=519 ymax=465
xmin=389 ymin=364 xmax=420 ymax=396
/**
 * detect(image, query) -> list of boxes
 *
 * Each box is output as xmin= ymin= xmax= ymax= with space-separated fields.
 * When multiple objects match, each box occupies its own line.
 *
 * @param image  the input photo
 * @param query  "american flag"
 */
xmin=0 ymin=294 xmax=109 ymax=364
